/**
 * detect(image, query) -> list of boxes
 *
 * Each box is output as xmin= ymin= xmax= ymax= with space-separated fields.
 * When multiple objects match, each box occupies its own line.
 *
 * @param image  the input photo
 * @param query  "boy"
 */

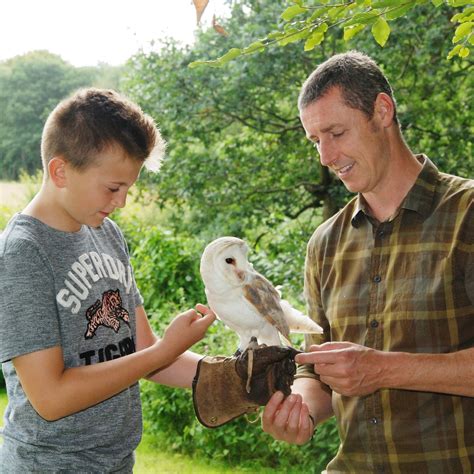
xmin=0 ymin=88 xmax=215 ymax=472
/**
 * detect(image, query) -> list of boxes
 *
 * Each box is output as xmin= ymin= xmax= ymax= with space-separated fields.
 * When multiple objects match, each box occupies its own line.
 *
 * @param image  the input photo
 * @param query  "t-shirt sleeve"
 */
xmin=0 ymin=240 xmax=61 ymax=363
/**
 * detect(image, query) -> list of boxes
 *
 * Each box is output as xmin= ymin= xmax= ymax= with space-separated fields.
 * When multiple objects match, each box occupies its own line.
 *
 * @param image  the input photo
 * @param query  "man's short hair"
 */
xmin=298 ymin=50 xmax=398 ymax=123
xmin=41 ymin=88 xmax=165 ymax=175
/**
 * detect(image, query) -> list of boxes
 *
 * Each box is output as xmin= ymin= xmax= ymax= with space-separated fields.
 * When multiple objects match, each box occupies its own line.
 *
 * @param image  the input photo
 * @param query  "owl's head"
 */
xmin=200 ymin=236 xmax=253 ymax=292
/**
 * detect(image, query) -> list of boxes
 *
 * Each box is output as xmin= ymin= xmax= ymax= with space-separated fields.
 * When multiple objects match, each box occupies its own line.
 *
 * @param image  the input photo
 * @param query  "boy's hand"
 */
xmin=160 ymin=304 xmax=215 ymax=360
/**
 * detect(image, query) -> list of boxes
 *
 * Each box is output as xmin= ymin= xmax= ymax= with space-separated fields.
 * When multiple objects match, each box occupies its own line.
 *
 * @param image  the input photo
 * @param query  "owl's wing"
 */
xmin=243 ymin=274 xmax=290 ymax=340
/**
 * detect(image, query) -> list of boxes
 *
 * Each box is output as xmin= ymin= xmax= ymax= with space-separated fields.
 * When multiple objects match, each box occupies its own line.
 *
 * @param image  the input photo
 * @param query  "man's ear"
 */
xmin=374 ymin=92 xmax=395 ymax=127
xmin=48 ymin=157 xmax=68 ymax=188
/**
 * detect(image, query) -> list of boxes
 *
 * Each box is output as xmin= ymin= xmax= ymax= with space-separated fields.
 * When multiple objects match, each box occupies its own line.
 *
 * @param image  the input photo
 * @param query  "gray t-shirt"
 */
xmin=0 ymin=214 xmax=144 ymax=473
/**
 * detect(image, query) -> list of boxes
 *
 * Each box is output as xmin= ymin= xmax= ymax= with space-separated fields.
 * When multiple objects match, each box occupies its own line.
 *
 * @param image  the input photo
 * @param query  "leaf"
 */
xmin=431 ymin=0 xmax=444 ymax=6
xmin=371 ymin=0 xmax=403 ymax=7
xmin=459 ymin=46 xmax=470 ymax=57
xmin=243 ymin=41 xmax=266 ymax=54
xmin=385 ymin=2 xmax=416 ymax=20
xmin=453 ymin=21 xmax=473 ymax=42
xmin=304 ymin=24 xmax=328 ymax=51
xmin=451 ymin=7 xmax=474 ymax=23
xmin=267 ymin=31 xmax=286 ymax=40
xmin=344 ymin=23 xmax=366 ymax=40
xmin=212 ymin=15 xmax=229 ymax=37
xmin=309 ymin=6 xmax=331 ymax=21
xmin=281 ymin=4 xmax=307 ymax=21
xmin=343 ymin=10 xmax=379 ymax=27
xmin=278 ymin=28 xmax=311 ymax=46
xmin=447 ymin=43 xmax=463 ymax=59
xmin=328 ymin=5 xmax=348 ymax=19
xmin=448 ymin=0 xmax=473 ymax=6
xmin=192 ymin=0 xmax=209 ymax=25
xmin=371 ymin=16 xmax=391 ymax=46
xmin=188 ymin=48 xmax=242 ymax=68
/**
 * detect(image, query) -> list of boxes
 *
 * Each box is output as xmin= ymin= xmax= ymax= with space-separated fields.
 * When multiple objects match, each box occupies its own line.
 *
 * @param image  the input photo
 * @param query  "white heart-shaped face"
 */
xmin=200 ymin=236 xmax=252 ymax=292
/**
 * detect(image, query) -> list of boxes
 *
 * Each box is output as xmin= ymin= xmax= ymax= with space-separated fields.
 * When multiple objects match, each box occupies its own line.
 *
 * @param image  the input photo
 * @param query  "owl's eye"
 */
xmin=225 ymin=257 xmax=235 ymax=264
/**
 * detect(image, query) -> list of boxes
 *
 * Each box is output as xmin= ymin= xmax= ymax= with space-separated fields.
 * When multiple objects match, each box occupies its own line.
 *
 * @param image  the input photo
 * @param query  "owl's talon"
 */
xmin=248 ymin=336 xmax=259 ymax=350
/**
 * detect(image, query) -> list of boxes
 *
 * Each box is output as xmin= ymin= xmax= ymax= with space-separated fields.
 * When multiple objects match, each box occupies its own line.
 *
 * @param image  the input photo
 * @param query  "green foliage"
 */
xmin=190 ymin=0 xmax=473 ymax=67
xmin=0 ymin=51 xmax=95 ymax=179
xmin=0 ymin=51 xmax=126 ymax=180
xmin=123 ymin=0 xmax=472 ymax=242
xmin=114 ymin=215 xmax=207 ymax=326
xmin=122 ymin=2 xmax=346 ymax=240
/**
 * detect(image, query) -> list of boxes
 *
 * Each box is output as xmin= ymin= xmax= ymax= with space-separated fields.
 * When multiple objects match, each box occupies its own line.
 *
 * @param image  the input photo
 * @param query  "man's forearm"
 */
xmin=383 ymin=347 xmax=474 ymax=396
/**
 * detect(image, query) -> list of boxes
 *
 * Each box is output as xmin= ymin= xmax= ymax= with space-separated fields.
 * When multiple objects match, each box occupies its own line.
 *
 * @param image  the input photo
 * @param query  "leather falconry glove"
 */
xmin=192 ymin=342 xmax=299 ymax=428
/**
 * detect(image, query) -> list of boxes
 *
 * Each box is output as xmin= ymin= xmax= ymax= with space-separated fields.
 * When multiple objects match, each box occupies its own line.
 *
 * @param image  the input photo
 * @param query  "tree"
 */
xmin=0 ymin=51 xmax=124 ymax=180
xmin=123 ymin=0 xmax=472 ymax=241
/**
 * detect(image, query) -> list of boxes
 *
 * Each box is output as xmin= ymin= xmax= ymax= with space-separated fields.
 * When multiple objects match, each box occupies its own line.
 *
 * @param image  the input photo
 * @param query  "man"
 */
xmin=262 ymin=51 xmax=474 ymax=472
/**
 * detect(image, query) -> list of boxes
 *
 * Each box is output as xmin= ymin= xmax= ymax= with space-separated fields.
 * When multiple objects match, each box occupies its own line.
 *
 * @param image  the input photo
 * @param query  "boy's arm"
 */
xmin=13 ymin=305 xmax=214 ymax=421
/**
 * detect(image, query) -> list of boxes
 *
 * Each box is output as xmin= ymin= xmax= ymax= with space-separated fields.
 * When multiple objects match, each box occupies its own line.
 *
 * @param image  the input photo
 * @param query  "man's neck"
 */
xmin=363 ymin=149 xmax=423 ymax=223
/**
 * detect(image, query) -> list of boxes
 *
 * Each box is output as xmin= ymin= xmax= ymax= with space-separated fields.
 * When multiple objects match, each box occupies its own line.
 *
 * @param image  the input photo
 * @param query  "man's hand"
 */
xmin=295 ymin=342 xmax=385 ymax=396
xmin=262 ymin=391 xmax=315 ymax=445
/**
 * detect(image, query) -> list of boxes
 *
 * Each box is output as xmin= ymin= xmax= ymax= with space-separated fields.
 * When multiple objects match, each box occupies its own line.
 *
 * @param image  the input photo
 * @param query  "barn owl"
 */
xmin=200 ymin=236 xmax=323 ymax=351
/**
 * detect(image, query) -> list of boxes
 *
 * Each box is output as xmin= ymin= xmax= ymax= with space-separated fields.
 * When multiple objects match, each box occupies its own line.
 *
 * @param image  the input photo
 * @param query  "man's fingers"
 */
xmin=262 ymin=391 xmax=285 ymax=428
xmin=286 ymin=394 xmax=303 ymax=432
xmin=273 ymin=394 xmax=298 ymax=428
xmin=296 ymin=350 xmax=345 ymax=365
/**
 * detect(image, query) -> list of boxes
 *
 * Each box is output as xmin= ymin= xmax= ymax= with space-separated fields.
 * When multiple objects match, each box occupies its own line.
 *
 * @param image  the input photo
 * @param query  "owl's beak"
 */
xmin=235 ymin=269 xmax=246 ymax=282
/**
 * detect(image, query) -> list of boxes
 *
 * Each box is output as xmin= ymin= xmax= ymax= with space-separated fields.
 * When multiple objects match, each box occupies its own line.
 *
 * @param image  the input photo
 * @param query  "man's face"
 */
xmin=300 ymin=87 xmax=390 ymax=195
xmin=60 ymin=143 xmax=142 ymax=231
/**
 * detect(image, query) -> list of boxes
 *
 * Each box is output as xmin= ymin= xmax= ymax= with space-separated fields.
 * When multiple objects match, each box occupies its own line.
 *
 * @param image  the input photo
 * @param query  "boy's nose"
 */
xmin=112 ymin=190 xmax=127 ymax=208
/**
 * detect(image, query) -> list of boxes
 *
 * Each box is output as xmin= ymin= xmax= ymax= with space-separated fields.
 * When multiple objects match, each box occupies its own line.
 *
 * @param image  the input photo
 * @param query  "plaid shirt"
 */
xmin=298 ymin=156 xmax=474 ymax=473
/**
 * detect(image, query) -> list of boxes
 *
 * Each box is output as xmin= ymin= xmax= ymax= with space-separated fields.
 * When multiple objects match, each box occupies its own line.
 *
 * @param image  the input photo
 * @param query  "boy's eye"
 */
xmin=108 ymin=187 xmax=120 ymax=193
xmin=332 ymin=131 xmax=344 ymax=138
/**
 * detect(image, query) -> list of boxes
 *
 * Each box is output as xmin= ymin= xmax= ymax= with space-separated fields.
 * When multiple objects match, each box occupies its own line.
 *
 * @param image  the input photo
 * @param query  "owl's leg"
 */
xmin=258 ymin=327 xmax=283 ymax=347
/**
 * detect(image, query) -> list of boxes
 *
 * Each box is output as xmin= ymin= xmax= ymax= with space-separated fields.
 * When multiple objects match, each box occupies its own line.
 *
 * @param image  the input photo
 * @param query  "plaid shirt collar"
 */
xmin=351 ymin=154 xmax=438 ymax=228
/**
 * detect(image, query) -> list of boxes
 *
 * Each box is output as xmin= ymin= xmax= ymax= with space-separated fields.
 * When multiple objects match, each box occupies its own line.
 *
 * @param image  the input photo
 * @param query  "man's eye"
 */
xmin=225 ymin=258 xmax=235 ymax=264
xmin=333 ymin=131 xmax=344 ymax=138
xmin=108 ymin=187 xmax=120 ymax=193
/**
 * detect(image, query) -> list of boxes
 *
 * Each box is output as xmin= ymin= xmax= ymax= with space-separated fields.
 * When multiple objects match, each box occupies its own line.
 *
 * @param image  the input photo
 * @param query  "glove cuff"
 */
xmin=192 ymin=355 xmax=260 ymax=428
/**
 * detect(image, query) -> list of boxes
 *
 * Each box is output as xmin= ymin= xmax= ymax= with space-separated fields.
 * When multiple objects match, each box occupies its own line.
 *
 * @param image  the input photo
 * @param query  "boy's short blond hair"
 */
xmin=41 ymin=88 xmax=165 ymax=175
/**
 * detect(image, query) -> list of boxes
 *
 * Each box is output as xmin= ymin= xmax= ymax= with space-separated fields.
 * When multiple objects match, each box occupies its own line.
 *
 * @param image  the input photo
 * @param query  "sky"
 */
xmin=0 ymin=0 xmax=228 ymax=67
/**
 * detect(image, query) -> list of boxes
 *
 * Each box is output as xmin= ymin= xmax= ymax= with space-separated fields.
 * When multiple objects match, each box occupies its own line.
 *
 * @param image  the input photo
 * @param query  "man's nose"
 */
xmin=317 ymin=138 xmax=334 ymax=167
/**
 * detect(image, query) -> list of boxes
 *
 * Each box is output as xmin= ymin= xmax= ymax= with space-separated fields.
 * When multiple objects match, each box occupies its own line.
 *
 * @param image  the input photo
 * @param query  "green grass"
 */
xmin=0 ymin=389 xmax=259 ymax=473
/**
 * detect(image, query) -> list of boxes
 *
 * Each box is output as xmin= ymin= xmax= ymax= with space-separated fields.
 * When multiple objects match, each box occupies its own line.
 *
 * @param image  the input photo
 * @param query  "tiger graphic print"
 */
xmin=84 ymin=289 xmax=130 ymax=339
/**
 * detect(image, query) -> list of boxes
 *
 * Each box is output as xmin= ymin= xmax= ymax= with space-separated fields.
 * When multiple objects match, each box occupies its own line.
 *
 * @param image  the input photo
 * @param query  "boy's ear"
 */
xmin=48 ymin=157 xmax=68 ymax=188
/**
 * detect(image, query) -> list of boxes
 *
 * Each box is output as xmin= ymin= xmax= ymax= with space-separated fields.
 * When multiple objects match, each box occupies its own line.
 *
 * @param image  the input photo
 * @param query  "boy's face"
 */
xmin=60 ymin=143 xmax=142 ymax=231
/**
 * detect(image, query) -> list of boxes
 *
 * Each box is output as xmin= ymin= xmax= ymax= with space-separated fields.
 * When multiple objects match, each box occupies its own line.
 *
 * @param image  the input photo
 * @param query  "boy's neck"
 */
xmin=23 ymin=184 xmax=82 ymax=233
